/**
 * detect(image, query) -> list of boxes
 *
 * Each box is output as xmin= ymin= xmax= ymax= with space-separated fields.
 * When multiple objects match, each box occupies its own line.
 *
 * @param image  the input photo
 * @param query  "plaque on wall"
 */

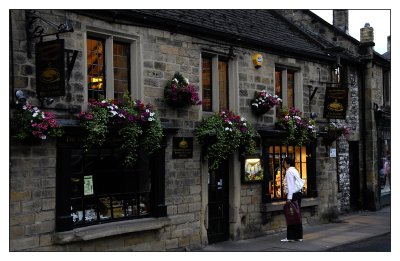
xmin=323 ymin=87 xmax=348 ymax=119
xmin=172 ymin=137 xmax=193 ymax=159
xmin=35 ymin=39 xmax=66 ymax=97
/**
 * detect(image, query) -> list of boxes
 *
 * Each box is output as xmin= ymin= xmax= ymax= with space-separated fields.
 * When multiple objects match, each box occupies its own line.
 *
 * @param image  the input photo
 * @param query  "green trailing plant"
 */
xmin=78 ymin=94 xmax=163 ymax=167
xmin=195 ymin=110 xmax=256 ymax=170
xmin=275 ymin=107 xmax=317 ymax=147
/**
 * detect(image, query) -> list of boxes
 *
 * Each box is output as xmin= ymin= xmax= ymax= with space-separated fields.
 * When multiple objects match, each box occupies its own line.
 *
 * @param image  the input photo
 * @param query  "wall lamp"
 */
xmin=15 ymin=90 xmax=27 ymax=105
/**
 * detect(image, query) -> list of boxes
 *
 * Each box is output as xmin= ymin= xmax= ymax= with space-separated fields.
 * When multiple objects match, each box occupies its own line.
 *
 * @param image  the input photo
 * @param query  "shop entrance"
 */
xmin=207 ymin=160 xmax=230 ymax=243
xmin=349 ymin=141 xmax=361 ymax=210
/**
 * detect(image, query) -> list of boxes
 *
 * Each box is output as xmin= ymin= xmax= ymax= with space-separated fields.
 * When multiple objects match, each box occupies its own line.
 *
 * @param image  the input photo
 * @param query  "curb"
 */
xmin=325 ymin=231 xmax=391 ymax=251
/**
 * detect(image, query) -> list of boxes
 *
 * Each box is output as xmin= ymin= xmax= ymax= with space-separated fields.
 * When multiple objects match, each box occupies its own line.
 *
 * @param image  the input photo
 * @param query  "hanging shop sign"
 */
xmin=172 ymin=137 xmax=193 ymax=159
xmin=35 ymin=39 xmax=66 ymax=97
xmin=323 ymin=87 xmax=348 ymax=119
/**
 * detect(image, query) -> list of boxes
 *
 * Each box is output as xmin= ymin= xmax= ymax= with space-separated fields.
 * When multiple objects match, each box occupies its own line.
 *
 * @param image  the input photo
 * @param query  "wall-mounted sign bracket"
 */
xmin=25 ymin=10 xmax=74 ymax=58
xmin=65 ymin=49 xmax=78 ymax=81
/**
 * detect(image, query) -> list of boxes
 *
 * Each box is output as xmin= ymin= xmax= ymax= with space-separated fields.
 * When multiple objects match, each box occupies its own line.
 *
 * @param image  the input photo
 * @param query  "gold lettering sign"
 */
xmin=323 ymin=87 xmax=348 ymax=119
xmin=172 ymin=137 xmax=193 ymax=159
xmin=35 ymin=39 xmax=65 ymax=97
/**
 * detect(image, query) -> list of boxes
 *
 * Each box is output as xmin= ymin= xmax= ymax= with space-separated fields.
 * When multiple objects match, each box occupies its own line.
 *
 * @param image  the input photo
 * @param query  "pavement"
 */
xmin=199 ymin=205 xmax=391 ymax=252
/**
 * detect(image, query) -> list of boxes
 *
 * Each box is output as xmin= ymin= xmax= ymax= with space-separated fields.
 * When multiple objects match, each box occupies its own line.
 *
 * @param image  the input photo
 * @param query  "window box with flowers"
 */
xmin=11 ymin=102 xmax=63 ymax=144
xmin=164 ymin=72 xmax=201 ymax=108
xmin=275 ymin=107 xmax=317 ymax=147
xmin=78 ymin=94 xmax=163 ymax=167
xmin=250 ymin=91 xmax=282 ymax=116
xmin=195 ymin=110 xmax=256 ymax=170
xmin=321 ymin=122 xmax=351 ymax=146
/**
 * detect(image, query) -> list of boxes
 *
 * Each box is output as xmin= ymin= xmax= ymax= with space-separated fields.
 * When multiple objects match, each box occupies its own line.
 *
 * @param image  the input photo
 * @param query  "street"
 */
xmin=327 ymin=233 xmax=391 ymax=252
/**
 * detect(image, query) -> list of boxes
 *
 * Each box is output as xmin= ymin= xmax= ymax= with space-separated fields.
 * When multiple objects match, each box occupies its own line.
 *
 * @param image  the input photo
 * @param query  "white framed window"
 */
xmin=84 ymin=27 xmax=141 ymax=103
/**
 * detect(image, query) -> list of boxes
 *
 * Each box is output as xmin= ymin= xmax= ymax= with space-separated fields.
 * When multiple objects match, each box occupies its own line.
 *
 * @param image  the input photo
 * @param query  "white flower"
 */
xmin=22 ymin=105 xmax=27 ymax=110
xmin=243 ymin=122 xmax=247 ymax=126
xmin=173 ymin=78 xmax=178 ymax=83
xmin=228 ymin=121 xmax=232 ymax=125
xmin=40 ymin=135 xmax=46 ymax=140
xmin=110 ymin=111 xmax=118 ymax=116
xmin=241 ymin=117 xmax=245 ymax=121
xmin=148 ymin=118 xmax=154 ymax=122
xmin=32 ymin=112 xmax=38 ymax=117
xmin=146 ymin=109 xmax=150 ymax=113
xmin=101 ymin=100 xmax=106 ymax=103
xmin=150 ymin=112 xmax=155 ymax=117
xmin=33 ymin=107 xmax=39 ymax=111
xmin=184 ymin=78 xmax=189 ymax=84
xmin=225 ymin=127 xmax=230 ymax=131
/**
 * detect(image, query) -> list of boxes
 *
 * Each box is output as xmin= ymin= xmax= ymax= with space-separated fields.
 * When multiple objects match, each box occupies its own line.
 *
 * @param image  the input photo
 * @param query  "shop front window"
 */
xmin=69 ymin=148 xmax=151 ymax=227
xmin=56 ymin=131 xmax=167 ymax=232
xmin=262 ymin=141 xmax=316 ymax=203
xmin=378 ymin=129 xmax=391 ymax=193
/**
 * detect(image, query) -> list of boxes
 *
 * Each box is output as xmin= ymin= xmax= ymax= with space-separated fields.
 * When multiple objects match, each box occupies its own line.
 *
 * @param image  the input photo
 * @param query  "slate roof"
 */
xmin=76 ymin=9 xmax=331 ymax=61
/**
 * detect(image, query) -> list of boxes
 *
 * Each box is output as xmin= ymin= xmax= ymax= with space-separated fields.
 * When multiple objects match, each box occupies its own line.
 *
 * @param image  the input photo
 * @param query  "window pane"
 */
xmin=202 ymin=57 xmax=212 ymax=111
xmin=287 ymin=71 xmax=295 ymax=109
xmin=275 ymin=70 xmax=282 ymax=99
xmin=113 ymin=42 xmax=130 ymax=100
xmin=267 ymin=145 xmax=308 ymax=199
xmin=87 ymin=38 xmax=105 ymax=100
xmin=69 ymin=147 xmax=151 ymax=227
xmin=219 ymin=60 xmax=229 ymax=111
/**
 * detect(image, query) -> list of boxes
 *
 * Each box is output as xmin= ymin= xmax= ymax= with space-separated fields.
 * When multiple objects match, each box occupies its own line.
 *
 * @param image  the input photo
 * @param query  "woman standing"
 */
xmin=281 ymin=157 xmax=303 ymax=242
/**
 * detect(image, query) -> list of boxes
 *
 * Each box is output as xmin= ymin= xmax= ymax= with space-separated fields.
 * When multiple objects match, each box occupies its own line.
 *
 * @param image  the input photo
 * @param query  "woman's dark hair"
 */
xmin=284 ymin=157 xmax=295 ymax=166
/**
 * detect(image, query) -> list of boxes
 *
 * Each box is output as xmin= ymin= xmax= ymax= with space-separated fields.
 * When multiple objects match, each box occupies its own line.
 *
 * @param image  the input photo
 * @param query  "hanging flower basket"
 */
xmin=321 ymin=130 xmax=343 ymax=146
xmin=250 ymin=91 xmax=281 ymax=116
xmin=275 ymin=107 xmax=317 ymax=147
xmin=164 ymin=72 xmax=201 ymax=108
xmin=77 ymin=94 xmax=163 ymax=167
xmin=11 ymin=102 xmax=63 ymax=144
xmin=195 ymin=110 xmax=256 ymax=170
xmin=321 ymin=122 xmax=351 ymax=146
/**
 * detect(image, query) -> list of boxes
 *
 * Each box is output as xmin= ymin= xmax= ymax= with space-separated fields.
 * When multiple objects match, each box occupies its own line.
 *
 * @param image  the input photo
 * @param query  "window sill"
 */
xmin=52 ymin=217 xmax=171 ymax=244
xmin=261 ymin=197 xmax=320 ymax=213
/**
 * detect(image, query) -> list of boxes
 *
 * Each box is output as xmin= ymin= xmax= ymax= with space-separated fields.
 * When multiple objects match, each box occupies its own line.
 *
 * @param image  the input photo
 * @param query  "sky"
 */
xmin=311 ymin=10 xmax=391 ymax=55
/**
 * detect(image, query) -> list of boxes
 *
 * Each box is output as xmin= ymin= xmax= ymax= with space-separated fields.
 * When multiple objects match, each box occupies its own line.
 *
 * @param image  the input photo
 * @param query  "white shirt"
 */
xmin=284 ymin=167 xmax=300 ymax=200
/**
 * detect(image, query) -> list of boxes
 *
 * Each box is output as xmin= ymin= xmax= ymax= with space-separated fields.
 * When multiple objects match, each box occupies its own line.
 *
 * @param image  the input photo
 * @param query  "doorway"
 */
xmin=349 ymin=141 xmax=361 ymax=210
xmin=207 ymin=160 xmax=230 ymax=243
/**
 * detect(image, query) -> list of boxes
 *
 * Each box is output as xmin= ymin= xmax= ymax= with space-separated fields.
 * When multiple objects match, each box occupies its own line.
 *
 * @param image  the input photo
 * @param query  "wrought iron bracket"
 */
xmin=25 ymin=10 xmax=74 ymax=58
xmin=65 ymin=49 xmax=78 ymax=81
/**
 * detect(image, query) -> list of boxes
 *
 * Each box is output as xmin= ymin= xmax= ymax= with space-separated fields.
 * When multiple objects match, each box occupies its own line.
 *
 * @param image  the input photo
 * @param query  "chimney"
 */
xmin=387 ymin=36 xmax=391 ymax=52
xmin=333 ymin=10 xmax=349 ymax=34
xmin=360 ymin=23 xmax=374 ymax=44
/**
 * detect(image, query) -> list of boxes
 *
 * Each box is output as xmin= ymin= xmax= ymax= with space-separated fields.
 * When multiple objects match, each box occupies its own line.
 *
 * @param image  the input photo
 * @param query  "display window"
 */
xmin=56 ymin=129 xmax=167 ymax=232
xmin=261 ymin=140 xmax=316 ymax=203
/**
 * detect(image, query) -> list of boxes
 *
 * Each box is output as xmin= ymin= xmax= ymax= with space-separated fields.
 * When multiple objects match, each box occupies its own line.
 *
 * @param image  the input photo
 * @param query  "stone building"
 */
xmin=9 ymin=9 xmax=390 ymax=251
xmin=278 ymin=9 xmax=391 ymax=211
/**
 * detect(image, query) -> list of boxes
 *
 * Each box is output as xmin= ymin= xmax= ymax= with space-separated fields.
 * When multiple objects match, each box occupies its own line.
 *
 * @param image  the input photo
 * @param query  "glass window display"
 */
xmin=268 ymin=145 xmax=308 ymax=200
xmin=68 ymin=147 xmax=151 ymax=227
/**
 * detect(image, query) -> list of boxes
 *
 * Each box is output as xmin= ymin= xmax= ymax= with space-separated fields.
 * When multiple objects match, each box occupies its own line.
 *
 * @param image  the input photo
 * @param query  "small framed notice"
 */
xmin=84 ymin=175 xmax=94 ymax=195
xmin=172 ymin=137 xmax=193 ymax=159
xmin=330 ymin=148 xmax=337 ymax=158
